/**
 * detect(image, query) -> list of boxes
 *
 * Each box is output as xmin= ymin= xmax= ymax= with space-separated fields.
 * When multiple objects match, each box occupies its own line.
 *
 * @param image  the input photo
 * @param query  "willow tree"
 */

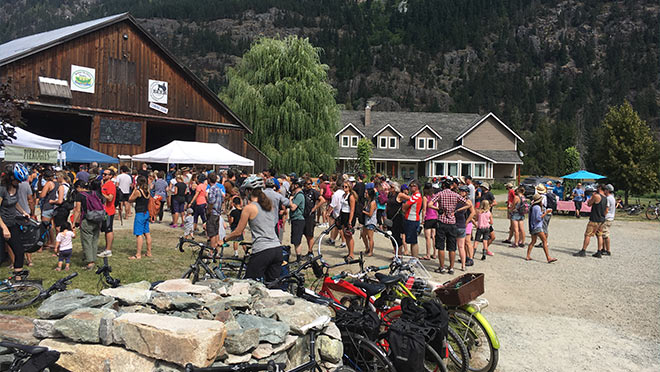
xmin=220 ymin=36 xmax=339 ymax=174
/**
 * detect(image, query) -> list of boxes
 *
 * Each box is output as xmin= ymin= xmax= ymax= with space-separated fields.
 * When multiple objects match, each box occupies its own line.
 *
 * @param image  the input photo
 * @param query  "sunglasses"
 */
xmin=103 ymin=173 xmax=111 ymax=176
xmin=306 ymin=183 xmax=312 ymax=186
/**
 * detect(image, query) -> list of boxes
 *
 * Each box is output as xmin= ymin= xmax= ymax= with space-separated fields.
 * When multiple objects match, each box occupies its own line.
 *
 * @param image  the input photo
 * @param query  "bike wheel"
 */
xmin=446 ymin=325 xmax=469 ymax=372
xmin=449 ymin=310 xmax=498 ymax=372
xmin=645 ymin=207 xmax=658 ymax=220
xmin=0 ymin=282 xmax=43 ymax=311
xmin=425 ymin=343 xmax=448 ymax=372
xmin=342 ymin=332 xmax=396 ymax=372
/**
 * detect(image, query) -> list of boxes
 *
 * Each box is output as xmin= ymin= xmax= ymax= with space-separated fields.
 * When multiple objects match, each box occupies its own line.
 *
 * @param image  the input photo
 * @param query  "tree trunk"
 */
xmin=624 ymin=189 xmax=629 ymax=207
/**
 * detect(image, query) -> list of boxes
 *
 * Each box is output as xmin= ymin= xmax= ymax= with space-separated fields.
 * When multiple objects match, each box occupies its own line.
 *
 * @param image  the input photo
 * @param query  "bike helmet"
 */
xmin=241 ymin=175 xmax=265 ymax=190
xmin=13 ymin=163 xmax=29 ymax=182
xmin=292 ymin=177 xmax=305 ymax=188
xmin=265 ymin=178 xmax=276 ymax=188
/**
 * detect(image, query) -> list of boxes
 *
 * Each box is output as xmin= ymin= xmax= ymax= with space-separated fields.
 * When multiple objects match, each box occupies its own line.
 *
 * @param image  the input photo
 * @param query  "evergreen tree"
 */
xmin=220 ymin=36 xmax=339 ymax=174
xmin=594 ymin=101 xmax=660 ymax=204
xmin=562 ymin=146 xmax=581 ymax=174
xmin=356 ymin=138 xmax=373 ymax=176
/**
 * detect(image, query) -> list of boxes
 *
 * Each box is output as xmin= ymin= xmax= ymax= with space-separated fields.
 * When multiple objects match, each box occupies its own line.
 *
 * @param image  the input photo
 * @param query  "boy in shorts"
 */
xmin=228 ymin=197 xmax=244 ymax=257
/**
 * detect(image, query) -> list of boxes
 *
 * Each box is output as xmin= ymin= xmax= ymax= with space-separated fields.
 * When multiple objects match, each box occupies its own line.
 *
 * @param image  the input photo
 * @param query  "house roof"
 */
xmin=334 ymin=123 xmax=365 ymax=138
xmin=410 ymin=124 xmax=442 ymax=139
xmin=371 ymin=124 xmax=403 ymax=138
xmin=455 ymin=112 xmax=524 ymax=143
xmin=478 ymin=150 xmax=523 ymax=164
xmin=0 ymin=13 xmax=252 ymax=134
xmin=337 ymin=110 xmax=482 ymax=161
xmin=424 ymin=146 xmax=497 ymax=162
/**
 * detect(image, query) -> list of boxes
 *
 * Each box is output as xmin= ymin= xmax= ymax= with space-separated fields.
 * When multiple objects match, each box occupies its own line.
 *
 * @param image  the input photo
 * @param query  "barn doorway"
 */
xmin=145 ymin=121 xmax=196 ymax=151
xmin=21 ymin=109 xmax=92 ymax=146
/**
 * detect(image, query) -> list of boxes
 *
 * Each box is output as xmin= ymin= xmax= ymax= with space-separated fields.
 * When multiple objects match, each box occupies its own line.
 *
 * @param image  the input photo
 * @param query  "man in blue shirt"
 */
xmin=572 ymin=183 xmax=585 ymax=218
xmin=553 ymin=181 xmax=564 ymax=200
xmin=206 ymin=173 xmax=225 ymax=249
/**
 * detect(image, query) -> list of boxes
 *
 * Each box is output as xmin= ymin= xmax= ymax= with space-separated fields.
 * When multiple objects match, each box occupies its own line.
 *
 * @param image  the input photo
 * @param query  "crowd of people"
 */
xmin=0 ymin=160 xmax=618 ymax=282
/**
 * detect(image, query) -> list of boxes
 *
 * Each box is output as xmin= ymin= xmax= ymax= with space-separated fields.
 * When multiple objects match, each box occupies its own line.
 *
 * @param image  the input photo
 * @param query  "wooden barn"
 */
xmin=0 ymin=13 xmax=269 ymax=170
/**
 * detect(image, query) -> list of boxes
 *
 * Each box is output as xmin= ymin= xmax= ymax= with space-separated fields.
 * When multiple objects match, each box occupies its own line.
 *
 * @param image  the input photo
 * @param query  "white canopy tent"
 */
xmin=0 ymin=123 xmax=65 ymax=164
xmin=131 ymin=140 xmax=254 ymax=167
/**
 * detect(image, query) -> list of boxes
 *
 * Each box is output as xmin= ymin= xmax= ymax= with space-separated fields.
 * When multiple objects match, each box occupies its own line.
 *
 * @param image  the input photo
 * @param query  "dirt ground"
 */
xmin=124 ymin=205 xmax=660 ymax=372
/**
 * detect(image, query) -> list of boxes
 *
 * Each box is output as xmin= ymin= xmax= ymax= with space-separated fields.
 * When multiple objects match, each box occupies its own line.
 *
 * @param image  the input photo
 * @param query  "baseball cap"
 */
xmin=365 ymin=182 xmax=375 ymax=190
xmin=606 ymin=184 xmax=614 ymax=192
xmin=186 ymin=208 xmax=194 ymax=214
xmin=348 ymin=176 xmax=356 ymax=182
xmin=458 ymin=185 xmax=469 ymax=192
xmin=401 ymin=184 xmax=409 ymax=191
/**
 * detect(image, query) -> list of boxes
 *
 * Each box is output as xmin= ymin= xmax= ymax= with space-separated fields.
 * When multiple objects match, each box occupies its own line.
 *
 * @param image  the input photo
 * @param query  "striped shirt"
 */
xmin=405 ymin=191 xmax=423 ymax=221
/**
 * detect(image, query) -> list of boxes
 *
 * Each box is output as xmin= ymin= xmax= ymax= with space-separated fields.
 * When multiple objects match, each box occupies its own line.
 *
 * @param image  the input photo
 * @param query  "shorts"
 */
xmin=101 ymin=214 xmax=114 ymax=233
xmin=511 ymin=213 xmax=524 ymax=221
xmin=41 ymin=208 xmax=55 ymax=219
xmin=466 ymin=222 xmax=473 ymax=236
xmin=172 ymin=199 xmax=186 ymax=214
xmin=290 ymin=219 xmax=305 ymax=246
xmin=120 ymin=192 xmax=130 ymax=202
xmin=423 ymin=219 xmax=437 ymax=229
xmin=376 ymin=209 xmax=385 ymax=225
xmin=456 ymin=227 xmax=466 ymax=238
xmin=357 ymin=210 xmax=366 ymax=225
xmin=403 ymin=220 xmax=420 ymax=244
xmin=435 ymin=222 xmax=457 ymax=251
xmin=336 ymin=212 xmax=351 ymax=229
xmin=530 ymin=227 xmax=543 ymax=235
xmin=601 ymin=220 xmax=612 ymax=238
xmin=53 ymin=208 xmax=70 ymax=228
xmin=542 ymin=214 xmax=551 ymax=234
xmin=303 ymin=216 xmax=315 ymax=239
xmin=474 ymin=228 xmax=490 ymax=242
xmin=244 ymin=246 xmax=283 ymax=283
xmin=365 ymin=224 xmax=376 ymax=231
xmin=230 ymin=228 xmax=244 ymax=242
xmin=133 ymin=211 xmax=150 ymax=236
xmin=207 ymin=214 xmax=220 ymax=238
xmin=584 ymin=221 xmax=604 ymax=237
xmin=58 ymin=249 xmax=72 ymax=263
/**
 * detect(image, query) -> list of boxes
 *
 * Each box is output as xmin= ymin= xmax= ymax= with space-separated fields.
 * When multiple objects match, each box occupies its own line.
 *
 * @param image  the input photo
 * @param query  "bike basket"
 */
xmin=434 ymin=273 xmax=484 ymax=306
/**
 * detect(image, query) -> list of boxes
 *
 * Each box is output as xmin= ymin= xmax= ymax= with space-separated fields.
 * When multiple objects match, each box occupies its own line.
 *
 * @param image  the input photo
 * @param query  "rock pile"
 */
xmin=26 ymin=278 xmax=344 ymax=372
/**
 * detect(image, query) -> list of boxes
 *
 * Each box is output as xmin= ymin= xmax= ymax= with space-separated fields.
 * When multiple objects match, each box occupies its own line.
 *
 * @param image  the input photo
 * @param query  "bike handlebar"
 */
xmin=185 ymin=361 xmax=286 ymax=372
xmin=62 ymin=272 xmax=78 ymax=282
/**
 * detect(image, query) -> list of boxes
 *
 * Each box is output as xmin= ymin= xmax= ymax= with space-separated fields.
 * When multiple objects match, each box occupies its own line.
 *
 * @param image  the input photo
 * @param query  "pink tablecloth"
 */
xmin=557 ymin=200 xmax=591 ymax=213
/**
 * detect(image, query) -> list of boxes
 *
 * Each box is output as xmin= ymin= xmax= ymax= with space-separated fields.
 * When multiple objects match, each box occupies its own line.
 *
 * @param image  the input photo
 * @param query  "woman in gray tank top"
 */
xmin=224 ymin=176 xmax=283 ymax=282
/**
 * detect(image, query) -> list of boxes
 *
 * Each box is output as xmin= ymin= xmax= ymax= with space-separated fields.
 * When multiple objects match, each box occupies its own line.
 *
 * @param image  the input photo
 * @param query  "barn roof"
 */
xmin=0 ymin=13 xmax=252 ymax=134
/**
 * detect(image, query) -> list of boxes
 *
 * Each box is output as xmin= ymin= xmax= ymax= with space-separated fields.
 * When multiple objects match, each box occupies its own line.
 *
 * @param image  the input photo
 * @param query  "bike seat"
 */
xmin=0 ymin=340 xmax=48 ymax=355
xmin=375 ymin=272 xmax=403 ymax=286
xmin=353 ymin=281 xmax=386 ymax=297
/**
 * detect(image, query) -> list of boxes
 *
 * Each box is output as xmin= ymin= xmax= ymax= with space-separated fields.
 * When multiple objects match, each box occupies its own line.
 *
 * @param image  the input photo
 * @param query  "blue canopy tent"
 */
xmin=561 ymin=170 xmax=605 ymax=180
xmin=61 ymin=141 xmax=117 ymax=164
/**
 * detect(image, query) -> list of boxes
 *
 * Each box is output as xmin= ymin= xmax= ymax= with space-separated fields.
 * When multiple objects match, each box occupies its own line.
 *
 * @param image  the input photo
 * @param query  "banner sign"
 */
xmin=4 ymin=145 xmax=59 ymax=164
xmin=70 ymin=65 xmax=96 ymax=94
xmin=149 ymin=102 xmax=169 ymax=114
xmin=148 ymin=79 xmax=168 ymax=104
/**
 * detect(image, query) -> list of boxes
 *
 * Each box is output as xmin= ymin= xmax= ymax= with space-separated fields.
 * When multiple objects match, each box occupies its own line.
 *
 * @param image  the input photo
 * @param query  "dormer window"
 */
xmin=427 ymin=138 xmax=435 ymax=150
xmin=351 ymin=136 xmax=358 ymax=147
xmin=418 ymin=138 xmax=426 ymax=150
xmin=389 ymin=137 xmax=397 ymax=149
xmin=379 ymin=137 xmax=387 ymax=149
xmin=341 ymin=136 xmax=349 ymax=147
xmin=340 ymin=135 xmax=359 ymax=148
xmin=411 ymin=125 xmax=441 ymax=150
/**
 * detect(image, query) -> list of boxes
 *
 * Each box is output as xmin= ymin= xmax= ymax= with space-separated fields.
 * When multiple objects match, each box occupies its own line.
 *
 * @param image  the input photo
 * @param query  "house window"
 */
xmin=389 ymin=137 xmax=397 ymax=149
xmin=461 ymin=163 xmax=472 ymax=177
xmin=427 ymin=138 xmax=435 ymax=150
xmin=375 ymin=161 xmax=386 ymax=174
xmin=379 ymin=137 xmax=387 ymax=149
xmin=434 ymin=162 xmax=445 ymax=176
xmin=418 ymin=138 xmax=426 ymax=150
xmin=474 ymin=163 xmax=485 ymax=178
xmin=351 ymin=136 xmax=359 ymax=148
xmin=447 ymin=162 xmax=459 ymax=176
xmin=341 ymin=136 xmax=349 ymax=147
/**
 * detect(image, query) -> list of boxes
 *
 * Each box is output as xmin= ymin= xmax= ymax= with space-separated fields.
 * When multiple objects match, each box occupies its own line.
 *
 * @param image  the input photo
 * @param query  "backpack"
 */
xmin=60 ymin=184 xmax=76 ymax=211
xmin=518 ymin=196 xmax=530 ymax=215
xmin=16 ymin=218 xmax=48 ymax=254
xmin=545 ymin=192 xmax=557 ymax=211
xmin=301 ymin=190 xmax=315 ymax=218
xmin=378 ymin=191 xmax=388 ymax=205
xmin=82 ymin=191 xmax=106 ymax=223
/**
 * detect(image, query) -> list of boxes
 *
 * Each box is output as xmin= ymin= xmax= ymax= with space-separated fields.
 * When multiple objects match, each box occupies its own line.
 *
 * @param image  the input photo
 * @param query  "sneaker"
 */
xmin=447 ymin=268 xmax=455 ymax=275
xmin=325 ymin=238 xmax=335 ymax=246
xmin=502 ymin=239 xmax=511 ymax=244
xmin=305 ymin=252 xmax=314 ymax=259
xmin=592 ymin=251 xmax=602 ymax=258
xmin=97 ymin=250 xmax=112 ymax=258
xmin=602 ymin=251 xmax=611 ymax=256
xmin=486 ymin=250 xmax=494 ymax=256
xmin=340 ymin=243 xmax=346 ymax=248
xmin=481 ymin=254 xmax=486 ymax=261
xmin=573 ymin=250 xmax=586 ymax=257
xmin=466 ymin=258 xmax=474 ymax=267
xmin=233 ymin=251 xmax=239 ymax=257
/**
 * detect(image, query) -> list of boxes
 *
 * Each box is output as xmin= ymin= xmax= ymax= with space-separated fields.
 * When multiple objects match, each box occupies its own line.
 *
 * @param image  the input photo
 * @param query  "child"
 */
xmin=526 ymin=194 xmax=557 ymax=263
xmin=183 ymin=208 xmax=195 ymax=239
xmin=55 ymin=222 xmax=75 ymax=271
xmin=475 ymin=200 xmax=493 ymax=260
xmin=228 ymin=197 xmax=243 ymax=257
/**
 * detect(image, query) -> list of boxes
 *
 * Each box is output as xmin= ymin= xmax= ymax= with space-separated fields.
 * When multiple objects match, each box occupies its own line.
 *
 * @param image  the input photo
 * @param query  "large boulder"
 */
xmin=264 ymin=297 xmax=333 ymax=335
xmin=113 ymin=312 xmax=226 ymax=367
xmin=54 ymin=308 xmax=117 ymax=343
xmin=153 ymin=279 xmax=211 ymax=294
xmin=33 ymin=319 xmax=62 ymax=339
xmin=235 ymin=314 xmax=289 ymax=344
xmin=150 ymin=292 xmax=202 ymax=311
xmin=224 ymin=328 xmax=259 ymax=355
xmin=0 ymin=314 xmax=38 ymax=345
xmin=317 ymin=335 xmax=343 ymax=363
xmin=39 ymin=339 xmax=183 ymax=372
xmin=37 ymin=289 xmax=112 ymax=319
xmin=101 ymin=287 xmax=153 ymax=306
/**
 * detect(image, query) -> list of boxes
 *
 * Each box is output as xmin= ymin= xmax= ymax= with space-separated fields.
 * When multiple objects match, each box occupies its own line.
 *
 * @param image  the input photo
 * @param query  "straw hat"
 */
xmin=532 ymin=193 xmax=543 ymax=205
xmin=535 ymin=184 xmax=547 ymax=194
xmin=481 ymin=182 xmax=490 ymax=190
xmin=505 ymin=182 xmax=514 ymax=188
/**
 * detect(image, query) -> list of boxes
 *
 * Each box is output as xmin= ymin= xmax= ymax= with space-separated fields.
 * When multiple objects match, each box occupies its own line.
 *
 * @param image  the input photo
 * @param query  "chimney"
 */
xmin=365 ymin=104 xmax=371 ymax=127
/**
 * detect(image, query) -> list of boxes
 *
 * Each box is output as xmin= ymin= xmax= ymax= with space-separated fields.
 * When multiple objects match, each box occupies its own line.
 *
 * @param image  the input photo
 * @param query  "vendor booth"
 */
xmin=0 ymin=124 xmax=64 ymax=164
xmin=556 ymin=170 xmax=607 ymax=215
xmin=131 ymin=140 xmax=254 ymax=168
xmin=61 ymin=141 xmax=117 ymax=164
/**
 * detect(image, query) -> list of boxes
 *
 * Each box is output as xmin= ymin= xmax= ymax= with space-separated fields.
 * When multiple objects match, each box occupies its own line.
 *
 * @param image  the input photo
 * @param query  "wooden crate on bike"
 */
xmin=434 ymin=273 xmax=484 ymax=306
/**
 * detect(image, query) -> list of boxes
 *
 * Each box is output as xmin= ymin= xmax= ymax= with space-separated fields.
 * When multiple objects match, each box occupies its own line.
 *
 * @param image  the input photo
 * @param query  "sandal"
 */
xmin=525 ymin=257 xmax=533 ymax=261
xmin=421 ymin=256 xmax=431 ymax=260
xmin=128 ymin=255 xmax=142 ymax=260
xmin=83 ymin=264 xmax=95 ymax=270
xmin=145 ymin=253 xmax=153 ymax=258
xmin=54 ymin=267 xmax=61 ymax=271
xmin=433 ymin=267 xmax=447 ymax=274
xmin=547 ymin=258 xmax=558 ymax=264
xmin=430 ymin=255 xmax=437 ymax=259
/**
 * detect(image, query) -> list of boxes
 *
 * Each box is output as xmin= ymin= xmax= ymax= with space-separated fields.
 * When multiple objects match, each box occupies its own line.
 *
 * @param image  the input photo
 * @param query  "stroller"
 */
xmin=15 ymin=216 xmax=51 ymax=253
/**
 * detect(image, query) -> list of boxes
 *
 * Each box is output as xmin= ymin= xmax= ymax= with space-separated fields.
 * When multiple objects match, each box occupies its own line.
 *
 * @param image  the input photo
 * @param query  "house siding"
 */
xmin=339 ymin=126 xmax=360 ymax=137
xmin=432 ymin=149 xmax=485 ymax=162
xmin=462 ymin=117 xmax=516 ymax=151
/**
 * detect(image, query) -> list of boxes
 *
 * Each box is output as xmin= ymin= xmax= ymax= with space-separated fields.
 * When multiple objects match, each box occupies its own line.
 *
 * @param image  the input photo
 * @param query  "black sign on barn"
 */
xmin=99 ymin=118 xmax=142 ymax=144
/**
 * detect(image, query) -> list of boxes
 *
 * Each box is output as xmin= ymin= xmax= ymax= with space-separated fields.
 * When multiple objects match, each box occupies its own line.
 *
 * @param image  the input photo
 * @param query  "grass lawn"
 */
xmin=2 ymin=223 xmax=198 ymax=318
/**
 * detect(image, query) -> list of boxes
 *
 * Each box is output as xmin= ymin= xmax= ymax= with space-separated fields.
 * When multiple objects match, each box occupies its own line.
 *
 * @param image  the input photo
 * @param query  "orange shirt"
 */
xmin=101 ymin=181 xmax=116 ymax=216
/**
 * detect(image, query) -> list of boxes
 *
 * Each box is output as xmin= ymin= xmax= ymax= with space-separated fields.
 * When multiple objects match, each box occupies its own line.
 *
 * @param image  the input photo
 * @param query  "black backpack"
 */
xmin=60 ymin=185 xmax=76 ymax=212
xmin=301 ymin=189 xmax=316 ymax=218
xmin=546 ymin=192 xmax=557 ymax=211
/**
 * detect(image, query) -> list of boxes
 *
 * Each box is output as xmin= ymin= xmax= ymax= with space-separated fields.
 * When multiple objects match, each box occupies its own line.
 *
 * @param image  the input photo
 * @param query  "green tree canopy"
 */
xmin=594 ymin=101 xmax=660 ymax=202
xmin=220 ymin=36 xmax=339 ymax=174
xmin=357 ymin=138 xmax=373 ymax=176
xmin=562 ymin=146 xmax=581 ymax=175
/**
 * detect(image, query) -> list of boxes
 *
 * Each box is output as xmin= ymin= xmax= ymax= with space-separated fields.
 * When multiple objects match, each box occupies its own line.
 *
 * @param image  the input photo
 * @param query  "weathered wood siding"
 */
xmin=462 ymin=117 xmax=516 ymax=151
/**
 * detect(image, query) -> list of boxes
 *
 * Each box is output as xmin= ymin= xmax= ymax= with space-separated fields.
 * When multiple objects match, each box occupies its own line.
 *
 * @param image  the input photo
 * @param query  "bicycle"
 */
xmin=0 ymin=340 xmax=60 ymax=372
xmin=625 ymin=198 xmax=643 ymax=216
xmin=178 ymin=237 xmax=249 ymax=283
xmin=185 ymin=316 xmax=355 ymax=372
xmin=644 ymin=200 xmax=660 ymax=220
xmin=0 ymin=272 xmax=78 ymax=311
xmin=96 ymin=256 xmax=121 ymax=290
